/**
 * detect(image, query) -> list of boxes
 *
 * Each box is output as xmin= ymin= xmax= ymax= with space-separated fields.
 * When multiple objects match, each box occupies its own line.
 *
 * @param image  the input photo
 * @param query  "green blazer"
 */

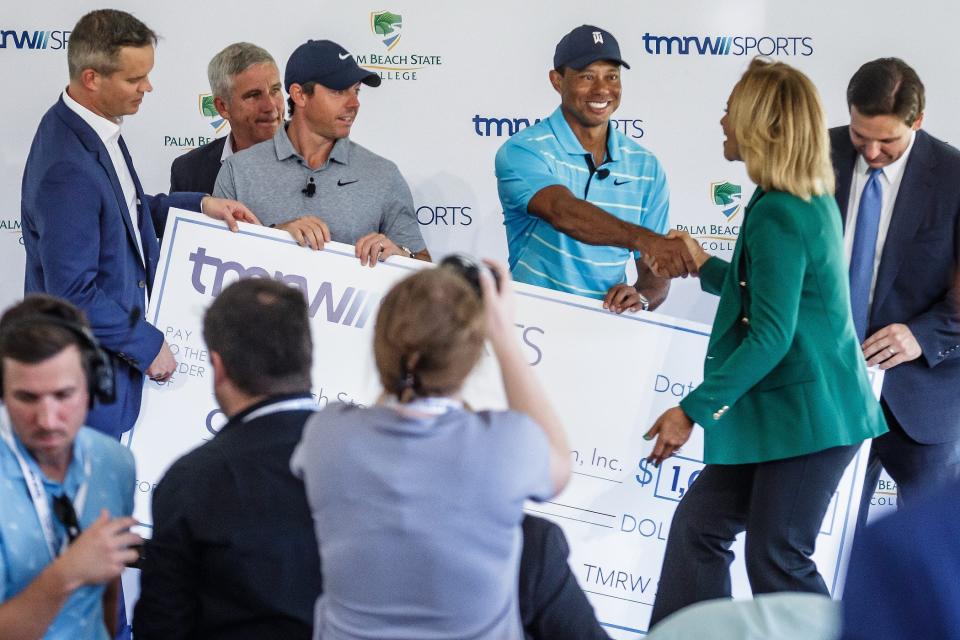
xmin=680 ymin=187 xmax=887 ymax=465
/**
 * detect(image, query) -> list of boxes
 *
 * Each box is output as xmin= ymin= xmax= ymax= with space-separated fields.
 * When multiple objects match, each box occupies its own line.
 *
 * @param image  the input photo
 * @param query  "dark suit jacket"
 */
xmin=831 ymin=127 xmax=960 ymax=444
xmin=841 ymin=479 xmax=960 ymax=639
xmin=170 ymin=136 xmax=227 ymax=194
xmin=20 ymin=97 xmax=203 ymax=437
xmin=134 ymin=395 xmax=322 ymax=640
xmin=519 ymin=516 xmax=609 ymax=640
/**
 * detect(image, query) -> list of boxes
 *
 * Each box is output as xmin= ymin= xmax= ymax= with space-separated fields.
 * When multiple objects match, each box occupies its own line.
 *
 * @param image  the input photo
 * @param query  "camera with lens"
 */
xmin=439 ymin=254 xmax=500 ymax=297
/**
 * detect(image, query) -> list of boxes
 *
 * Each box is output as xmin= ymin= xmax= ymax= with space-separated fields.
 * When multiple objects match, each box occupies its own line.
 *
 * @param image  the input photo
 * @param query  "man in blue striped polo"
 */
xmin=496 ymin=25 xmax=693 ymax=312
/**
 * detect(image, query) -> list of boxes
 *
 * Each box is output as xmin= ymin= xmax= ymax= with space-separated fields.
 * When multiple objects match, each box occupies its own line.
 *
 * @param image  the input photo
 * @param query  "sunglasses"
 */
xmin=52 ymin=493 xmax=82 ymax=546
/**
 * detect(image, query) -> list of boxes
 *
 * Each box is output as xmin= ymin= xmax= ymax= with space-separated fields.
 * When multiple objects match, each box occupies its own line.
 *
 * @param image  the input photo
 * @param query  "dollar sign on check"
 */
xmin=635 ymin=459 xmax=654 ymax=486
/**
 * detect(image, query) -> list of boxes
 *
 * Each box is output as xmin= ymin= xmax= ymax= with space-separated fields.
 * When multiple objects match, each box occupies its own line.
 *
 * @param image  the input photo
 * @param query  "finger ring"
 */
xmin=888 ymin=347 xmax=897 ymax=355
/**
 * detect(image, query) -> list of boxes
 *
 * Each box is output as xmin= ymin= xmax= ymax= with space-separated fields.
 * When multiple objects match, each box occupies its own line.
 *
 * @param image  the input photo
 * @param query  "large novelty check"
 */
xmin=126 ymin=209 xmax=876 ymax=637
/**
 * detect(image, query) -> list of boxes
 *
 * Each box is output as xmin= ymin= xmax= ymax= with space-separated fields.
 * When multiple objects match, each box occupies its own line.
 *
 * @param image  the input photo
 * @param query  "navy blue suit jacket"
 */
xmin=169 ymin=136 xmax=226 ymax=195
xmin=519 ymin=516 xmax=609 ymax=640
xmin=831 ymin=127 xmax=960 ymax=444
xmin=21 ymin=97 xmax=203 ymax=437
xmin=841 ymin=480 xmax=960 ymax=639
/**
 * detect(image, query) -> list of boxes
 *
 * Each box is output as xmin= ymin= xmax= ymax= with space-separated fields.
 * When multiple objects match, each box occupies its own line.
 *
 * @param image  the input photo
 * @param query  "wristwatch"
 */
xmin=638 ymin=292 xmax=650 ymax=311
xmin=398 ymin=245 xmax=416 ymax=258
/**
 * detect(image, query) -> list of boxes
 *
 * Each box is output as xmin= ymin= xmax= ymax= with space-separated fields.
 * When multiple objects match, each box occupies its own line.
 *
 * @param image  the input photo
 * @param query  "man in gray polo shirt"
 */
xmin=214 ymin=39 xmax=429 ymax=266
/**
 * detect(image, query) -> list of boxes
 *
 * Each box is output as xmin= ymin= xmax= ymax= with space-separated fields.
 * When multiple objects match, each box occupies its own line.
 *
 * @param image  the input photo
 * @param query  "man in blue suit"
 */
xmin=841 ymin=479 xmax=960 ymax=640
xmin=21 ymin=9 xmax=258 ymax=439
xmin=830 ymin=58 xmax=960 ymax=524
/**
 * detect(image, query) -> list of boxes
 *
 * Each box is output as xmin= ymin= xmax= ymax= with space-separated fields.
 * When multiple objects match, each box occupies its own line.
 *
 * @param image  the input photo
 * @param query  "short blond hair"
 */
xmin=728 ymin=58 xmax=834 ymax=200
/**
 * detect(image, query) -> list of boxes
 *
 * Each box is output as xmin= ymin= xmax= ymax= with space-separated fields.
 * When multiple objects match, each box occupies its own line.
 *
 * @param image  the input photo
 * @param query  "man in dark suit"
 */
xmin=134 ymin=278 xmax=321 ymax=639
xmin=830 ymin=57 xmax=960 ymax=525
xmin=841 ymin=479 xmax=960 ymax=640
xmin=519 ymin=516 xmax=610 ymax=640
xmin=170 ymin=42 xmax=285 ymax=193
xmin=20 ymin=10 xmax=257 ymax=439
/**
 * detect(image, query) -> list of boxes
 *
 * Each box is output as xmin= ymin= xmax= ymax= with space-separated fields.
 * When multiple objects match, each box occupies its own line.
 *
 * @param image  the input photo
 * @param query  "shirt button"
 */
xmin=138 ymin=280 xmax=146 ymax=289
xmin=713 ymin=412 xmax=722 ymax=420
xmin=741 ymin=317 xmax=750 ymax=325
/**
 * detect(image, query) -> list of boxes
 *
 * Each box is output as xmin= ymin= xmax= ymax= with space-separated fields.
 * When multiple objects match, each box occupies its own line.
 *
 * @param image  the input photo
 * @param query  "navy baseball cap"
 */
xmin=284 ymin=39 xmax=382 ymax=91
xmin=554 ymin=25 xmax=630 ymax=71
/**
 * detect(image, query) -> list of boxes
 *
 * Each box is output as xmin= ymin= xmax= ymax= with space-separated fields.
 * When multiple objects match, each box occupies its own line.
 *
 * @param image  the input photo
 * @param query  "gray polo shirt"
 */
xmin=214 ymin=125 xmax=426 ymax=251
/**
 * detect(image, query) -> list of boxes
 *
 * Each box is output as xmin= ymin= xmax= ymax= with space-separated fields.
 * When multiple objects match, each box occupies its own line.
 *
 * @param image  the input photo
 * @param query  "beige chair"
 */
xmin=647 ymin=593 xmax=841 ymax=640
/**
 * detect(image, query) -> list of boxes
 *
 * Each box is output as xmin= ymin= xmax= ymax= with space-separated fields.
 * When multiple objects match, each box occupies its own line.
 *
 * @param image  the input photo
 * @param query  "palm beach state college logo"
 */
xmin=673 ymin=181 xmax=742 ymax=252
xmin=1 ymin=218 xmax=23 ymax=246
xmin=356 ymin=10 xmax=443 ymax=81
xmin=372 ymin=11 xmax=402 ymax=50
xmin=162 ymin=93 xmax=223 ymax=150
xmin=711 ymin=181 xmax=742 ymax=220
xmin=200 ymin=94 xmax=228 ymax=134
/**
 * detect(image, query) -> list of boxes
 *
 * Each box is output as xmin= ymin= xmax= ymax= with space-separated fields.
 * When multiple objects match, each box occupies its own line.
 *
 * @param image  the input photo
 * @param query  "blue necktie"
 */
xmin=849 ymin=167 xmax=883 ymax=342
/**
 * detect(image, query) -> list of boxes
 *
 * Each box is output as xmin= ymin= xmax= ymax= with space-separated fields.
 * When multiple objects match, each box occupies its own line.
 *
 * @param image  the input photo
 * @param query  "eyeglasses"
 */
xmin=52 ymin=493 xmax=82 ymax=546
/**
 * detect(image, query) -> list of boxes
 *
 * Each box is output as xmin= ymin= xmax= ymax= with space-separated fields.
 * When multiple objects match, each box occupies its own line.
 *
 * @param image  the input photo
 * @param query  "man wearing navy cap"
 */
xmin=214 ymin=39 xmax=429 ymax=266
xmin=496 ymin=25 xmax=693 ymax=312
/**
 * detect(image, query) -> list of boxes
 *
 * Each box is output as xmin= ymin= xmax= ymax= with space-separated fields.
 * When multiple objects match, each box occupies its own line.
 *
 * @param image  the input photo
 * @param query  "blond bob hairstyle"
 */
xmin=373 ymin=268 xmax=485 ymax=402
xmin=728 ymin=58 xmax=834 ymax=200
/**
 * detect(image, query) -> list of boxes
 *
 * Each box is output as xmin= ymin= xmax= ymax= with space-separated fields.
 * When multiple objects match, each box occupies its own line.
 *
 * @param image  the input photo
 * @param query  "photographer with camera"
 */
xmin=292 ymin=259 xmax=572 ymax=639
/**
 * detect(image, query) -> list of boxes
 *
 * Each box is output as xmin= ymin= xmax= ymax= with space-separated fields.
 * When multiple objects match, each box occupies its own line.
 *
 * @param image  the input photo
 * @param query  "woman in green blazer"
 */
xmin=646 ymin=59 xmax=887 ymax=627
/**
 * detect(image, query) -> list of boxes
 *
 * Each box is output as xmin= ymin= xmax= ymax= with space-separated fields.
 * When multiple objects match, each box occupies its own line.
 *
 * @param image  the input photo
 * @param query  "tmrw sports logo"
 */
xmin=162 ymin=93 xmax=222 ymax=149
xmin=675 ymin=181 xmax=742 ymax=252
xmin=473 ymin=115 xmax=645 ymax=139
xmin=188 ymin=247 xmax=379 ymax=329
xmin=641 ymin=33 xmax=812 ymax=57
xmin=0 ymin=28 xmax=70 ymax=50
xmin=356 ymin=10 xmax=443 ymax=81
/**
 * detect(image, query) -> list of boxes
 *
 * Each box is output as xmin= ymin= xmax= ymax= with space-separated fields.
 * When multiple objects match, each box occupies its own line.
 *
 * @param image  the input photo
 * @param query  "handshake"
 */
xmin=641 ymin=229 xmax=710 ymax=279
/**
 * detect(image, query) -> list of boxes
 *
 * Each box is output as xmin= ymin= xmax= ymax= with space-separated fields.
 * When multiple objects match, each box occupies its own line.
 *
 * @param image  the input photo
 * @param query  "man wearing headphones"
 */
xmin=0 ymin=295 xmax=141 ymax=640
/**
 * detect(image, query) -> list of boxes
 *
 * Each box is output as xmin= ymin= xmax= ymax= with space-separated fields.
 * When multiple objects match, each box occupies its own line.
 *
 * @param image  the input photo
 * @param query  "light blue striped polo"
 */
xmin=495 ymin=106 xmax=669 ymax=298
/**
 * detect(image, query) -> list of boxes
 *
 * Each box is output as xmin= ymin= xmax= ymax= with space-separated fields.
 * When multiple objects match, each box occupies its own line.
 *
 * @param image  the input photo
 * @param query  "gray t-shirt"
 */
xmin=214 ymin=126 xmax=426 ymax=251
xmin=291 ymin=402 xmax=554 ymax=640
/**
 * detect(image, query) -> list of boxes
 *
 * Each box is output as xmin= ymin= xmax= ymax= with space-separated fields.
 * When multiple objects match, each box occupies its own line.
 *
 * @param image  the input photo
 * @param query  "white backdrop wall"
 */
xmin=5 ymin=1 xmax=960 ymax=320
xmin=2 ymin=0 xmax=947 ymax=539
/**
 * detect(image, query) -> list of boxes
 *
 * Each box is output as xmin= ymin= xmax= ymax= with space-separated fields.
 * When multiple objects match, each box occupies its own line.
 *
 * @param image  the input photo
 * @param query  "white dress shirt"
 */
xmin=62 ymin=88 xmax=145 ymax=265
xmin=843 ymin=130 xmax=916 ymax=307
xmin=62 ymin=88 xmax=148 ymax=310
xmin=219 ymin=133 xmax=236 ymax=164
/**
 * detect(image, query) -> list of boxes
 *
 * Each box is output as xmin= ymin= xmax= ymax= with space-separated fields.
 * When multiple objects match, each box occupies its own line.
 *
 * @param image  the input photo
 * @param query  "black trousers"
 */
xmin=856 ymin=399 xmax=960 ymax=532
xmin=648 ymin=443 xmax=859 ymax=628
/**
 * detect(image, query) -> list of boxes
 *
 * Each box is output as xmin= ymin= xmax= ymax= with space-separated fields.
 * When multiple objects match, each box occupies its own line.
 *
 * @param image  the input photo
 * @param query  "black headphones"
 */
xmin=0 ymin=314 xmax=116 ymax=408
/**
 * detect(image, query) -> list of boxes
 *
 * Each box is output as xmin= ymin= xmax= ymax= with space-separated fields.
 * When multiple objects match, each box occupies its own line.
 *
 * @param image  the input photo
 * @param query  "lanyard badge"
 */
xmin=0 ymin=407 xmax=90 ymax=559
